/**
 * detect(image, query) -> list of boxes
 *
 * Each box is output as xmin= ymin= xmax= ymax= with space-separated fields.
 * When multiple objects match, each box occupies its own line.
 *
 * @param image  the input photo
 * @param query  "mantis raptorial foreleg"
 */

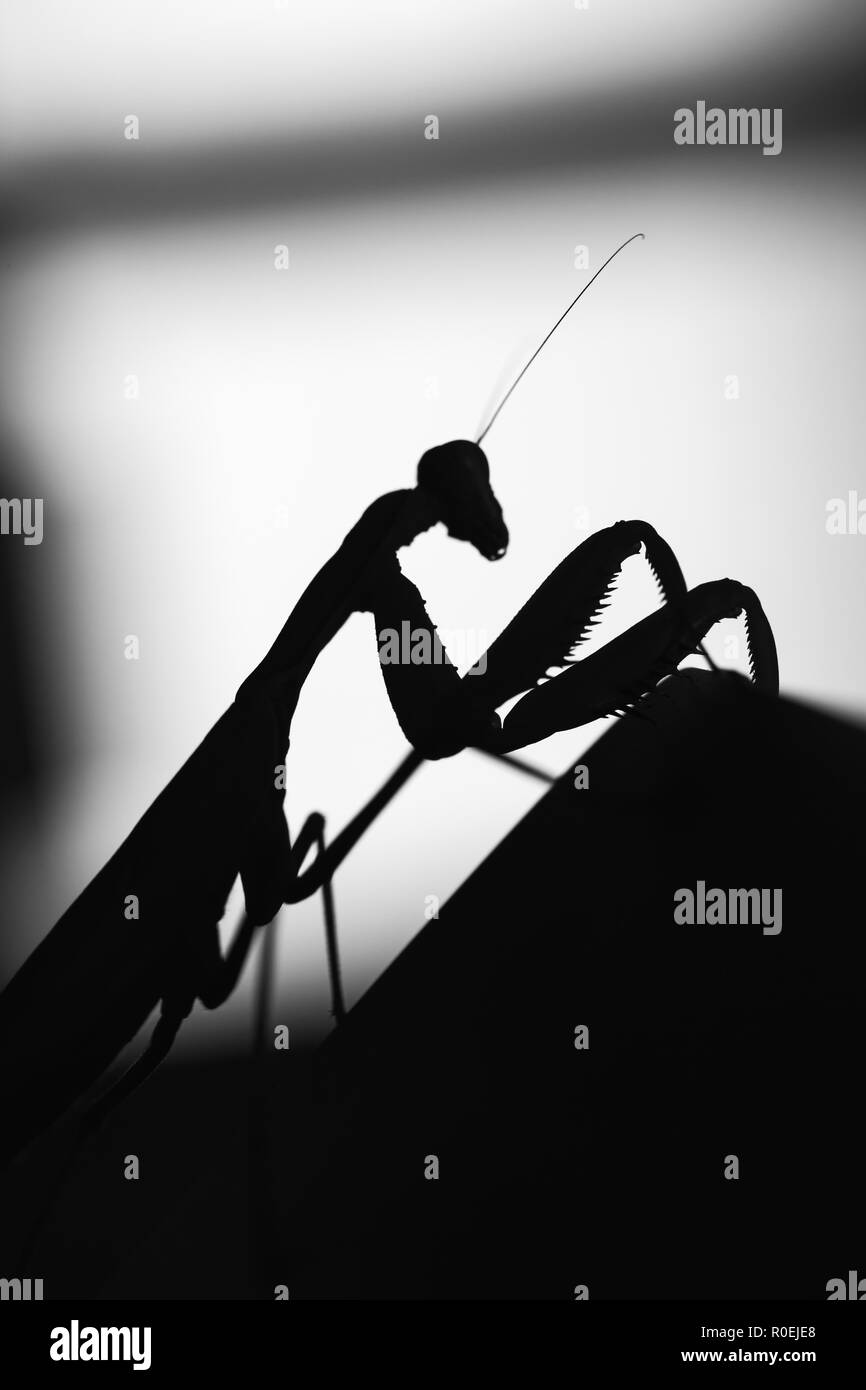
xmin=365 ymin=516 xmax=777 ymax=761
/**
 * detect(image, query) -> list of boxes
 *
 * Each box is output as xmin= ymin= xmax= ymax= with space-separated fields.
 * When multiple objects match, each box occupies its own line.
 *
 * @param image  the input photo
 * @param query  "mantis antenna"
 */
xmin=475 ymin=230 xmax=718 ymax=674
xmin=476 ymin=231 xmax=645 ymax=445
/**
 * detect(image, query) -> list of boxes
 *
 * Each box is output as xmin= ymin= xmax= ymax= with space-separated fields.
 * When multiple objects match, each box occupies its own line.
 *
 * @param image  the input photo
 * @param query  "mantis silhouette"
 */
xmin=0 ymin=236 xmax=778 ymax=1163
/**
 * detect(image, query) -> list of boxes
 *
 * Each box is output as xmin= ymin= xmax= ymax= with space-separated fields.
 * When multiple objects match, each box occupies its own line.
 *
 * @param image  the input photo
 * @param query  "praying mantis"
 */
xmin=0 ymin=235 xmax=778 ymax=1164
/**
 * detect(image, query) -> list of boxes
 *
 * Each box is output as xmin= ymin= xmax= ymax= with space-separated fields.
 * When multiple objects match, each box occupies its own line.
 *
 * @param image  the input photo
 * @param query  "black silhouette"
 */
xmin=7 ymin=670 xmax=865 ymax=1301
xmin=267 ymin=671 xmax=866 ymax=1300
xmin=0 ymin=433 xmax=777 ymax=1164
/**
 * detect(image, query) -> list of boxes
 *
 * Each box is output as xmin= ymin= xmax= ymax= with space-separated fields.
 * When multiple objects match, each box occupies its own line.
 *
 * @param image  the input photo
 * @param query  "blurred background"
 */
xmin=1 ymin=0 xmax=864 ymax=1065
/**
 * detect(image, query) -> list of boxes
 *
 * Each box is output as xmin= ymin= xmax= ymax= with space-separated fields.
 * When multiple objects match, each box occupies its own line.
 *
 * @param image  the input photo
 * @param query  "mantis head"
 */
xmin=416 ymin=439 xmax=509 ymax=561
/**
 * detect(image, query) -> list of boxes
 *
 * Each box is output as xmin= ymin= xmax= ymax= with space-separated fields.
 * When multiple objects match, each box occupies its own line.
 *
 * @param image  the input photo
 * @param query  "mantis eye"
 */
xmin=417 ymin=440 xmax=509 ymax=561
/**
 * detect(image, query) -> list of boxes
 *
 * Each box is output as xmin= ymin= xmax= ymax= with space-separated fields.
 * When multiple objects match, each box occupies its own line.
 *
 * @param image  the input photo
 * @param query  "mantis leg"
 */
xmin=370 ymin=564 xmax=500 ymax=759
xmin=492 ymin=578 xmax=778 ymax=752
xmin=202 ymin=809 xmax=330 ymax=1005
xmin=367 ymin=519 xmax=689 ymax=758
xmin=368 ymin=524 xmax=776 ymax=760
xmin=83 ymin=992 xmax=192 ymax=1132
